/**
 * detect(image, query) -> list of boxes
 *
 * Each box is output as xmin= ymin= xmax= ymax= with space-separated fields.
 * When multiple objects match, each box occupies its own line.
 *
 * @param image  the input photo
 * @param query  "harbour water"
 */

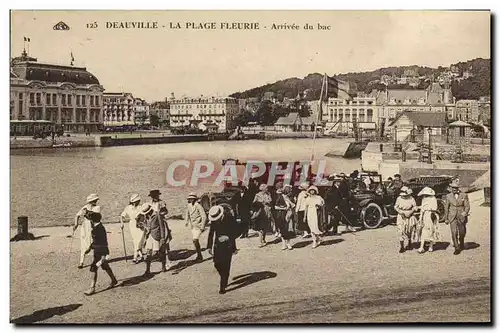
xmin=10 ymin=138 xmax=361 ymax=228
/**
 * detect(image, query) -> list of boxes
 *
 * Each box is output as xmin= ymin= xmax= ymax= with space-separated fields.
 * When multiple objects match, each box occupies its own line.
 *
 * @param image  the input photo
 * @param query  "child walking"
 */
xmin=84 ymin=212 xmax=118 ymax=296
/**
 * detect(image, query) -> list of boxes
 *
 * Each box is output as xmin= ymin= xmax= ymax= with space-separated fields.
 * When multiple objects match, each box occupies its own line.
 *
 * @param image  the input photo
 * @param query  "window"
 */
xmin=367 ymin=109 xmax=373 ymax=122
xmin=36 ymin=93 xmax=41 ymax=105
xmin=62 ymin=94 xmax=67 ymax=105
xmin=68 ymin=95 xmax=72 ymax=106
xmin=46 ymin=94 xmax=51 ymax=105
xmin=90 ymin=96 xmax=94 ymax=106
xmin=76 ymin=95 xmax=81 ymax=106
xmin=96 ymin=96 xmax=100 ymax=106
xmin=82 ymin=96 xmax=86 ymax=106
xmin=459 ymin=127 xmax=466 ymax=137
xmin=52 ymin=94 xmax=57 ymax=105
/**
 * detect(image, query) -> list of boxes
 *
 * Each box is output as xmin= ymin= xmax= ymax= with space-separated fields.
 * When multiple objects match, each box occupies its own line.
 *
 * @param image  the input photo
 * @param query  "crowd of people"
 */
xmin=72 ymin=172 xmax=471 ymax=296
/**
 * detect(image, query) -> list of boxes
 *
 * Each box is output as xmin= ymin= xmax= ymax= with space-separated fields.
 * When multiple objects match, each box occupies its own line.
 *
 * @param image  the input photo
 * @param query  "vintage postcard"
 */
xmin=9 ymin=10 xmax=491 ymax=324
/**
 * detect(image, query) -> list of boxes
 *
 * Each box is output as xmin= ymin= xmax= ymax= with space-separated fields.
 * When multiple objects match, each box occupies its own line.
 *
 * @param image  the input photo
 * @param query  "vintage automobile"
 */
xmin=354 ymin=174 xmax=453 ymax=229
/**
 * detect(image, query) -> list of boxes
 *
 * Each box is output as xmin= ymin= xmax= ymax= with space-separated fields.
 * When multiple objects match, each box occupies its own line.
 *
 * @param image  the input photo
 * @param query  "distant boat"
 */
xmin=52 ymin=142 xmax=72 ymax=148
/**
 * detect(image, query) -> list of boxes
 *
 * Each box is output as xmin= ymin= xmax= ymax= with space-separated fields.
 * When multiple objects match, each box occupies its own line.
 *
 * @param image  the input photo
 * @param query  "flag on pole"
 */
xmin=70 ymin=51 xmax=74 ymax=66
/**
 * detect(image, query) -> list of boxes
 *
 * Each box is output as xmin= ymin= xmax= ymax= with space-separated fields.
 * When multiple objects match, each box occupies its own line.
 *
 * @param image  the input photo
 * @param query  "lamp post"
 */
xmin=393 ymin=125 xmax=398 ymax=151
xmin=427 ymin=127 xmax=432 ymax=164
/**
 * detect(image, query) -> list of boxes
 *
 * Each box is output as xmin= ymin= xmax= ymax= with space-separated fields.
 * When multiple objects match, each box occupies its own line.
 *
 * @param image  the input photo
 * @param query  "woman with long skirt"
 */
xmin=394 ymin=186 xmax=418 ymax=253
xmin=74 ymin=193 xmax=101 ymax=269
xmin=295 ymin=182 xmax=311 ymax=238
xmin=274 ymin=185 xmax=294 ymax=250
xmin=417 ymin=187 xmax=441 ymax=253
xmin=304 ymin=186 xmax=325 ymax=249
xmin=120 ymin=194 xmax=143 ymax=263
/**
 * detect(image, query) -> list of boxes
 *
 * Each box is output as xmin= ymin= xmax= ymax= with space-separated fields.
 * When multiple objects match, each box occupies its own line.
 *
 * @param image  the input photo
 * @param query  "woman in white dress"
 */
xmin=74 ymin=193 xmax=101 ymax=269
xmin=417 ymin=187 xmax=440 ymax=253
xmin=304 ymin=185 xmax=325 ymax=249
xmin=120 ymin=194 xmax=143 ymax=263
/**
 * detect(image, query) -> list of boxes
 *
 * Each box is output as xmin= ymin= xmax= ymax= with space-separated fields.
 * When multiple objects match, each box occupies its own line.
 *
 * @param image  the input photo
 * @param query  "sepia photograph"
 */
xmin=8 ymin=9 xmax=491 ymax=324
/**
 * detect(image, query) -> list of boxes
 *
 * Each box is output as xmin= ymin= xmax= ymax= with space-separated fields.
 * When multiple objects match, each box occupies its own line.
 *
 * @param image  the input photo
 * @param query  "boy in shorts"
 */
xmin=84 ymin=212 xmax=118 ymax=296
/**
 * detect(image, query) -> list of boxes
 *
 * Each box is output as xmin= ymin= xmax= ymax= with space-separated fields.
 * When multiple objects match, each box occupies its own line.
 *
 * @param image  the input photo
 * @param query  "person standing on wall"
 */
xmin=443 ymin=179 xmax=470 ymax=255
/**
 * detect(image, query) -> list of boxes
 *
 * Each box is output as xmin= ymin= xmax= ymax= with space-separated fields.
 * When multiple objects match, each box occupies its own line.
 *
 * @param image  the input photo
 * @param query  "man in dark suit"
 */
xmin=229 ymin=183 xmax=253 ymax=238
xmin=443 ymin=180 xmax=470 ymax=255
xmin=325 ymin=176 xmax=346 ymax=235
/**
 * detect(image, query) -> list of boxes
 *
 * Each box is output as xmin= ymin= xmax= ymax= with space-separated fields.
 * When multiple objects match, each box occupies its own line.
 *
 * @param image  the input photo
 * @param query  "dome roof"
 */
xmin=11 ymin=62 xmax=100 ymax=85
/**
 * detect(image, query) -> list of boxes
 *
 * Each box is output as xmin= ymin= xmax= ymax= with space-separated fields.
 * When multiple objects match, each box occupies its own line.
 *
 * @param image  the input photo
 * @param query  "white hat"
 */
xmin=129 ymin=194 xmax=141 ymax=203
xmin=399 ymin=186 xmax=410 ymax=196
xmin=86 ymin=193 xmax=99 ymax=203
xmin=418 ymin=187 xmax=435 ymax=196
xmin=299 ymin=182 xmax=309 ymax=190
xmin=308 ymin=185 xmax=319 ymax=194
xmin=187 ymin=192 xmax=198 ymax=200
xmin=141 ymin=203 xmax=153 ymax=214
xmin=208 ymin=205 xmax=224 ymax=222
xmin=327 ymin=173 xmax=338 ymax=181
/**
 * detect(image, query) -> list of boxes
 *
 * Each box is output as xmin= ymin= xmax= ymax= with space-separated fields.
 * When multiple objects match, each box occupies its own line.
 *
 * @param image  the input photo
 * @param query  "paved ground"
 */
xmin=10 ymin=190 xmax=490 ymax=324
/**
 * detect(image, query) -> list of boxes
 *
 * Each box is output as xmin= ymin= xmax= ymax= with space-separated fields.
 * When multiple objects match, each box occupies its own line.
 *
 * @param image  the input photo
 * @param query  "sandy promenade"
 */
xmin=10 ymin=190 xmax=490 ymax=324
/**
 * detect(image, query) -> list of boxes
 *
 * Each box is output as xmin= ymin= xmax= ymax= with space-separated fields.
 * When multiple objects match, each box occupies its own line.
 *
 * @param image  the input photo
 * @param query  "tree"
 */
xmin=256 ymin=100 xmax=278 ymax=126
xmin=234 ymin=109 xmax=253 ymax=127
xmin=149 ymin=114 xmax=160 ymax=127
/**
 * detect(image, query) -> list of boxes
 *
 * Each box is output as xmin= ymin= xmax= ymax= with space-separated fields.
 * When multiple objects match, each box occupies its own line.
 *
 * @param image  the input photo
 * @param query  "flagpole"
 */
xmin=310 ymin=73 xmax=326 ymax=162
xmin=27 ymin=39 xmax=30 ymax=56
xmin=23 ymin=37 xmax=26 ymax=54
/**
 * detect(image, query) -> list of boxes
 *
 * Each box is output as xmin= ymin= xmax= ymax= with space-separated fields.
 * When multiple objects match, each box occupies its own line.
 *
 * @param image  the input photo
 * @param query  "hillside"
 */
xmin=230 ymin=58 xmax=490 ymax=101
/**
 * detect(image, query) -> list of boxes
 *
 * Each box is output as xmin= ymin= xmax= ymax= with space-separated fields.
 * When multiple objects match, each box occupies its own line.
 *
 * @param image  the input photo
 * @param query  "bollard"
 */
xmin=379 ymin=144 xmax=383 ymax=152
xmin=11 ymin=216 xmax=35 ymax=241
xmin=18 ymin=216 xmax=28 ymax=235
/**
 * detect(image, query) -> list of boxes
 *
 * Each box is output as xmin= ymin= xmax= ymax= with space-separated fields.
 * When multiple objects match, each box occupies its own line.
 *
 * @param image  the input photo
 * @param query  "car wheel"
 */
xmin=361 ymin=202 xmax=384 ymax=229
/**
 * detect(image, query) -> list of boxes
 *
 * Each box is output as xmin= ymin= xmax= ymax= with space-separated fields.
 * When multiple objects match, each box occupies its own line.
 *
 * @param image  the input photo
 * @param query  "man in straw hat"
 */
xmin=139 ymin=203 xmax=172 ymax=276
xmin=74 ymin=193 xmax=101 ymax=269
xmin=84 ymin=212 xmax=118 ymax=296
xmin=120 ymin=194 xmax=143 ymax=263
xmin=185 ymin=192 xmax=207 ymax=262
xmin=295 ymin=182 xmax=311 ymax=238
xmin=443 ymin=179 xmax=470 ymax=255
xmin=206 ymin=204 xmax=239 ymax=294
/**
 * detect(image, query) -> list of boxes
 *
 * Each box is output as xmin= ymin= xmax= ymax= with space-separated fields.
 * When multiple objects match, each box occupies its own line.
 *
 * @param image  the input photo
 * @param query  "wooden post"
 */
xmin=18 ymin=216 xmax=28 ymax=235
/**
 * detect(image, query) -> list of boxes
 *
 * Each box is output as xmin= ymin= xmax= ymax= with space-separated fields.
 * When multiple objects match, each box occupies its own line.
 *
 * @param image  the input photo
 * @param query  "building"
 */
xmin=307 ymin=101 xmax=327 ymax=122
xmin=376 ymin=85 xmax=453 ymax=123
xmin=133 ymin=98 xmax=150 ymax=125
xmin=169 ymin=95 xmax=239 ymax=132
xmin=456 ymin=99 xmax=479 ymax=122
xmin=478 ymin=96 xmax=491 ymax=124
xmin=102 ymin=92 xmax=135 ymax=126
xmin=10 ymin=50 xmax=104 ymax=132
xmin=150 ymin=101 xmax=170 ymax=125
xmin=324 ymin=96 xmax=377 ymax=129
xmin=388 ymin=111 xmax=448 ymax=142
xmin=274 ymin=112 xmax=300 ymax=132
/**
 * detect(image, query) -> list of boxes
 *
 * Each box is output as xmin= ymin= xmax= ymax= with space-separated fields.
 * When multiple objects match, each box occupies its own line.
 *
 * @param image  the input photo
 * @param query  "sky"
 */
xmin=10 ymin=10 xmax=490 ymax=102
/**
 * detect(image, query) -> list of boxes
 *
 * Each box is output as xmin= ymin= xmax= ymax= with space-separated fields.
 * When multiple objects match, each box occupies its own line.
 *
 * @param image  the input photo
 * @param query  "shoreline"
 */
xmin=9 ymin=133 xmax=352 ymax=150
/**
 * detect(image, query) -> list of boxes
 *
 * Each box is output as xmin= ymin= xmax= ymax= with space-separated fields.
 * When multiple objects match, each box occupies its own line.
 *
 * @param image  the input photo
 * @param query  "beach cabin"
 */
xmin=274 ymin=112 xmax=300 ymax=132
xmin=448 ymin=120 xmax=472 ymax=145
